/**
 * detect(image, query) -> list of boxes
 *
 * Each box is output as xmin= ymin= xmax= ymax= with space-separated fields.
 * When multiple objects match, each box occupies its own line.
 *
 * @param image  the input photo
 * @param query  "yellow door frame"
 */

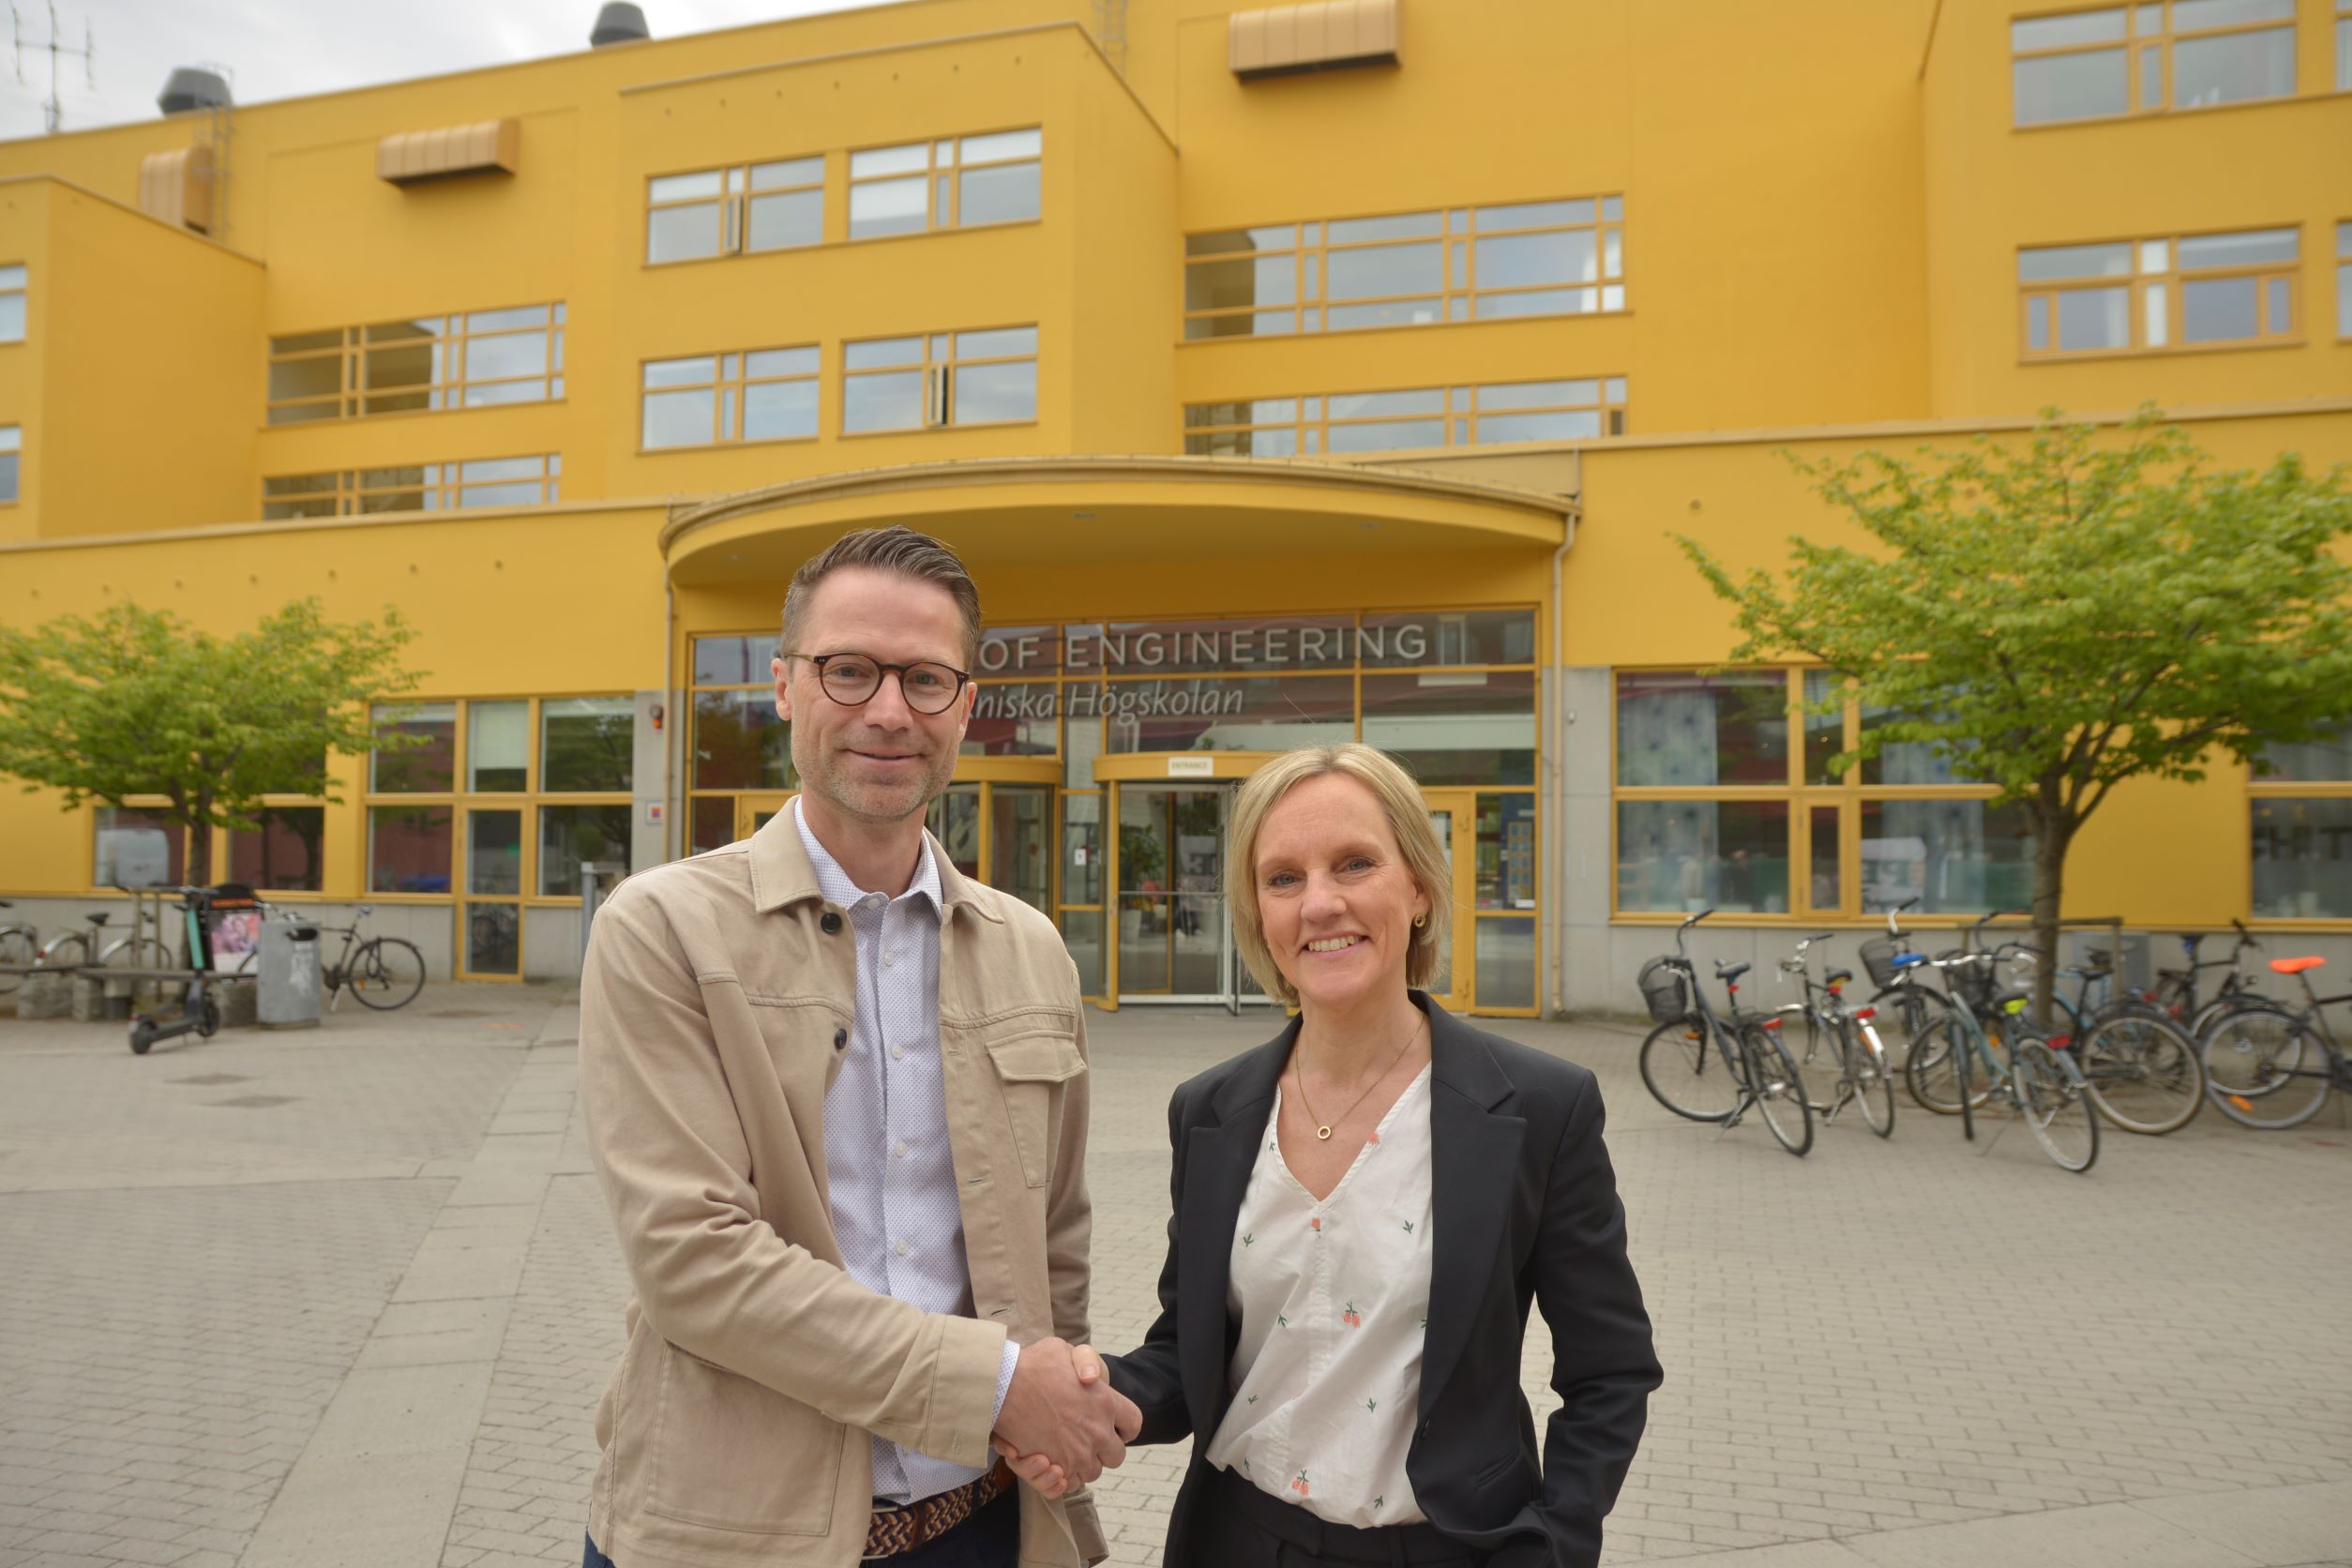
xmin=1421 ymin=787 xmax=1477 ymax=1014
xmin=456 ymin=803 xmax=528 ymax=983
xmin=735 ymin=792 xmax=793 ymax=840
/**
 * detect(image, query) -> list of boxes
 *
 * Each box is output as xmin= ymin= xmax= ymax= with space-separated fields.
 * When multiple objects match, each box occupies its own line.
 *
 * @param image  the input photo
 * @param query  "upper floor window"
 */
xmin=2019 ymin=226 xmax=2298 ymax=357
xmin=0 ymin=425 xmax=18 ymax=503
xmin=2339 ymin=0 xmax=2351 ymax=87
xmin=266 ymin=304 xmax=565 ymax=425
xmin=641 ymin=347 xmax=820 ymax=448
xmin=1185 ymin=376 xmax=1627 ymax=457
xmin=1184 ymin=197 xmax=1625 ymax=340
xmin=0 ymin=264 xmax=24 ymax=342
xmin=841 ymin=326 xmax=1037 ymax=433
xmin=2013 ymin=1 xmax=2296 ymax=126
xmin=2337 ymin=221 xmax=2351 ymax=339
xmin=848 ymin=128 xmax=1041 ymax=241
xmin=262 ymin=455 xmax=561 ymax=519
xmin=646 ymin=158 xmax=823 ymax=264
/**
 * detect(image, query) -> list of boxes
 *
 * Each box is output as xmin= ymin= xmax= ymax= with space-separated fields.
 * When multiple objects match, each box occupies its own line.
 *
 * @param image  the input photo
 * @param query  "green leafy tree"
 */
xmin=0 ymin=598 xmax=427 ymax=885
xmin=1680 ymin=409 xmax=2352 ymax=1024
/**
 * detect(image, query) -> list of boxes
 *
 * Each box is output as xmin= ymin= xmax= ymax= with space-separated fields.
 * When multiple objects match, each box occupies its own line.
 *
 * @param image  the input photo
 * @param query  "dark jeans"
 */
xmin=1191 ymin=1467 xmax=1485 ymax=1568
xmin=586 ymin=1487 xmax=1018 ymax=1568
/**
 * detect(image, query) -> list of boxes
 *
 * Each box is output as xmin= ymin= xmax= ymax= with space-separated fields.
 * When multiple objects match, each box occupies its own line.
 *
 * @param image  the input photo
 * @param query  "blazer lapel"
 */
xmin=1179 ymin=1021 xmax=1294 ymax=1437
xmin=1419 ymin=997 xmax=1525 ymax=1424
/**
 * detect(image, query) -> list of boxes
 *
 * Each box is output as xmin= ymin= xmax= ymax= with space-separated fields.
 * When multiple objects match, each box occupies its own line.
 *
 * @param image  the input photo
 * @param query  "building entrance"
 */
xmin=1113 ymin=782 xmax=1264 ymax=1010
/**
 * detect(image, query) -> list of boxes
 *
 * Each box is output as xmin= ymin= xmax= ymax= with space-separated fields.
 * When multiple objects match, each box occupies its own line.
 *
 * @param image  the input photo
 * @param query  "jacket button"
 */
xmin=833 ymin=1028 xmax=849 ymax=1051
xmin=821 ymin=912 xmax=843 ymax=934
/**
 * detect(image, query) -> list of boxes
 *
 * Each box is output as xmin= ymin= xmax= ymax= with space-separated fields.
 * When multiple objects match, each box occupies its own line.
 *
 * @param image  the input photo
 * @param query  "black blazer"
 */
xmin=1105 ymin=995 xmax=1661 ymax=1568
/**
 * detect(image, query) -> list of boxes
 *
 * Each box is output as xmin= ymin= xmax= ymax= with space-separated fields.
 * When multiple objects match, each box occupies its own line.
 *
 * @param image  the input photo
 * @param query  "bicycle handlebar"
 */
xmin=1884 ymin=896 xmax=1920 ymax=934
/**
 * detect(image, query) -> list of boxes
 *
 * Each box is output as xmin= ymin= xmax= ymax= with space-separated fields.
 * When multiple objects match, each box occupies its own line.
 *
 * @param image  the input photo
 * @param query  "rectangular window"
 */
xmin=94 ymin=806 xmax=188 ymax=889
xmin=263 ymin=456 xmax=560 ymax=518
xmin=848 ymin=128 xmax=1041 ymax=240
xmin=370 ymin=702 xmax=457 ymax=792
xmin=2341 ymin=0 xmax=2352 ymax=88
xmin=539 ymin=803 xmax=634 ymax=896
xmin=2020 ymin=226 xmax=2297 ymax=357
xmin=1615 ymin=670 xmax=1788 ymax=787
xmin=1185 ymin=377 xmax=1626 ymax=456
xmin=841 ymin=325 xmax=1036 ymax=433
xmin=646 ymin=157 xmax=824 ymax=264
xmin=0 ymin=425 xmax=18 ymax=504
xmin=641 ymin=346 xmax=820 ymax=448
xmin=2251 ymin=719 xmax=2352 ymax=919
xmin=2013 ymin=0 xmax=2295 ymax=125
xmin=1183 ymin=196 xmax=1625 ymax=339
xmin=2337 ymin=221 xmax=2351 ymax=339
xmin=226 ymin=806 xmax=325 ymax=893
xmin=0 ymin=264 xmax=23 ymax=343
xmin=266 ymin=304 xmax=565 ymax=424
xmin=541 ymin=697 xmax=635 ymax=792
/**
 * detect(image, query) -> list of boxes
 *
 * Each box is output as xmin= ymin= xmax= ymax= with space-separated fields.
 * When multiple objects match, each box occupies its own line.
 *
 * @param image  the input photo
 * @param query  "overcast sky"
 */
xmin=0 ymin=0 xmax=897 ymax=143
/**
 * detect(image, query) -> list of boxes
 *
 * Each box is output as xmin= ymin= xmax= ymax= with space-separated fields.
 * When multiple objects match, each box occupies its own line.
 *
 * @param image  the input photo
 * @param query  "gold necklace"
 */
xmin=1292 ymin=1012 xmax=1427 ymax=1141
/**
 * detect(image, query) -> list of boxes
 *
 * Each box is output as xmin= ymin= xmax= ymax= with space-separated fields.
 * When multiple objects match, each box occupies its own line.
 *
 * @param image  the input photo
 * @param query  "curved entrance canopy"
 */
xmin=658 ymin=455 xmax=1573 ymax=584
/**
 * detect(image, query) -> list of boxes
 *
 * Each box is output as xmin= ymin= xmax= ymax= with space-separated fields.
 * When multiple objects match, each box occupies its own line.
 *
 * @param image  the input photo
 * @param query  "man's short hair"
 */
xmin=780 ymin=525 xmax=984 ymax=667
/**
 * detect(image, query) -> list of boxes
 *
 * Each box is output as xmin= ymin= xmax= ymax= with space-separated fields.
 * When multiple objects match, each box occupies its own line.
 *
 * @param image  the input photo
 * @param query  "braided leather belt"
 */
xmin=864 ymin=1457 xmax=1017 ymax=1560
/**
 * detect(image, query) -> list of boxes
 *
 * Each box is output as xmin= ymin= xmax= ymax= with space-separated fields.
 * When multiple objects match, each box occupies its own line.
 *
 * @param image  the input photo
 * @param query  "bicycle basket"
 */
xmin=1637 ymin=957 xmax=1692 ymax=1023
xmin=1860 ymin=935 xmax=1907 ymax=988
xmin=1946 ymin=952 xmax=1998 ymax=1009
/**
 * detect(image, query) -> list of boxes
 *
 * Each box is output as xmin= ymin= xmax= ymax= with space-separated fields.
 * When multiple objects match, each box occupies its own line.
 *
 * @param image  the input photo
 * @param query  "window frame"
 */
xmin=2010 ymin=0 xmax=2299 ymax=127
xmin=2247 ymin=720 xmax=2352 ymax=926
xmin=1182 ymin=196 xmax=1627 ymax=341
xmin=643 ymin=156 xmax=827 ymax=266
xmin=0 ymin=262 xmax=25 ymax=345
xmin=639 ymin=346 xmax=822 ymax=451
xmin=839 ymin=324 xmax=1039 ymax=435
xmin=262 ymin=455 xmax=562 ymax=519
xmin=264 ymin=304 xmax=566 ymax=426
xmin=1184 ymin=376 xmax=1628 ymax=457
xmin=0 ymin=423 xmax=19 ymax=505
xmin=846 ymin=127 xmax=1043 ymax=242
xmin=2018 ymin=224 xmax=2300 ymax=361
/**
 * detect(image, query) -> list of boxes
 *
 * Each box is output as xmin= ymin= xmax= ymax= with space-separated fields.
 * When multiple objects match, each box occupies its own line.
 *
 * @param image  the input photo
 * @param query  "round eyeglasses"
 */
xmin=783 ymin=651 xmax=972 ymax=716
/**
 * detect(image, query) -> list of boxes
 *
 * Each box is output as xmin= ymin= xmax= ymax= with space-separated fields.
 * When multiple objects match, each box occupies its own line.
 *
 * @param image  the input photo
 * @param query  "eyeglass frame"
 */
xmin=779 ymin=649 xmax=974 ymax=715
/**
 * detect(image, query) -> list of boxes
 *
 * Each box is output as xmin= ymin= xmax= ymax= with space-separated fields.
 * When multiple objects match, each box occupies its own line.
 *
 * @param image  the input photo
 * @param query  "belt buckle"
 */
xmin=864 ymin=1497 xmax=908 ymax=1562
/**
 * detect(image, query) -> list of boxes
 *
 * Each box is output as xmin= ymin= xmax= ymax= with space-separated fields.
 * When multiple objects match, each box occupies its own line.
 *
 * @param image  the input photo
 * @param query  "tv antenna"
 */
xmin=12 ymin=2 xmax=95 ymax=134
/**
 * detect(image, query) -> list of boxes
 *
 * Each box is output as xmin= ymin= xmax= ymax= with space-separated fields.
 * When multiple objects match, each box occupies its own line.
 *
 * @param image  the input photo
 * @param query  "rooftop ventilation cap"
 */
xmin=591 ymin=3 xmax=651 ymax=45
xmin=158 ymin=67 xmax=233 ymax=115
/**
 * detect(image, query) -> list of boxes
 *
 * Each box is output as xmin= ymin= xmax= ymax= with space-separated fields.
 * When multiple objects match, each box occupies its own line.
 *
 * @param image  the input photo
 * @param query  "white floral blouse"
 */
xmin=1203 ymin=1064 xmax=1435 ymax=1527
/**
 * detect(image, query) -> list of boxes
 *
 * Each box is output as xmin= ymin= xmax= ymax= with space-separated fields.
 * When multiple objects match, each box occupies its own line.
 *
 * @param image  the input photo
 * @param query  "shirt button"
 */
xmin=895 ymin=1141 xmax=909 ymax=1159
xmin=883 ymin=953 xmax=897 ymax=968
xmin=890 ymin=1045 xmax=906 ymax=1062
xmin=895 ymin=1239 xmax=912 ymax=1258
xmin=820 ymin=912 xmax=843 ymax=934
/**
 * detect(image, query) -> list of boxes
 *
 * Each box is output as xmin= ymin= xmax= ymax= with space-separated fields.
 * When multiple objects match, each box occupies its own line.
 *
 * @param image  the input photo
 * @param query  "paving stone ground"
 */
xmin=2 ymin=985 xmax=2347 ymax=1568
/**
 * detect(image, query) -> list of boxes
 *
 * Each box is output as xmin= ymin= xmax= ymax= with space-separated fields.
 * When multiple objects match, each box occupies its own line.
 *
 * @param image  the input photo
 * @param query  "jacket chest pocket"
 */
xmin=985 ymin=1029 xmax=1086 ymax=1188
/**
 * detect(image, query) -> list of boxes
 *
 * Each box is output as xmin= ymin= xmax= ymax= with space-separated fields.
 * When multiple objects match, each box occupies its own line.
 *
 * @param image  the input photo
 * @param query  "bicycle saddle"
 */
xmin=1892 ymin=952 xmax=1925 ymax=970
xmin=85 ymin=912 xmax=111 ymax=926
xmin=2270 ymin=957 xmax=2326 ymax=974
xmin=1825 ymin=967 xmax=1853 ymax=986
xmin=1716 ymin=961 xmax=1752 ymax=983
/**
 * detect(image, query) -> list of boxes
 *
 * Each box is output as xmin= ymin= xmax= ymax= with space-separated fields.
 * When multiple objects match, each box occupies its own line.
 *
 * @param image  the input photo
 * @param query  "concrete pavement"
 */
xmin=1 ymin=987 xmax=2346 ymax=1568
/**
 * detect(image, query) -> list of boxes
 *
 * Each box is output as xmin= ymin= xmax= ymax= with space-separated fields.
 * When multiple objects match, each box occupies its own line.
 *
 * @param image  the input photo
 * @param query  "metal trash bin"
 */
xmin=257 ymin=917 xmax=323 ymax=1031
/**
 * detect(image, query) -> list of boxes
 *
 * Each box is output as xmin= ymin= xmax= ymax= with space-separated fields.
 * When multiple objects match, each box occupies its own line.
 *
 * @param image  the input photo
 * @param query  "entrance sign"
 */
xmin=1167 ymin=755 xmax=1214 ymax=777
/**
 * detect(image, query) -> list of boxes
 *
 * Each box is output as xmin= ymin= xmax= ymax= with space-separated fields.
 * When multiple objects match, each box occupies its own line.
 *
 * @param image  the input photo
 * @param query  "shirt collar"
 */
xmin=792 ymin=797 xmax=942 ymax=914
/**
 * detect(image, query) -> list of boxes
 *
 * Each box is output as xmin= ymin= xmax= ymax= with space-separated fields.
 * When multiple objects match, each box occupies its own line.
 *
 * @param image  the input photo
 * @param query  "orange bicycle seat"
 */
xmin=2269 ymin=956 xmax=2326 ymax=974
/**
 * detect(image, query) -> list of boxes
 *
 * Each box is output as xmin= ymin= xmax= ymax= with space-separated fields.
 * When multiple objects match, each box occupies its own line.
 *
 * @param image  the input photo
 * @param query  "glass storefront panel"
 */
xmin=1809 ymin=805 xmax=1841 ymax=912
xmin=965 ymin=683 xmax=1059 ymax=756
xmin=1616 ymin=671 xmax=1787 ymax=786
xmin=227 ymin=807 xmax=324 ymax=893
xmin=693 ymin=691 xmax=794 ymax=790
xmin=1062 ymin=792 xmax=1103 ymax=905
xmin=1475 ymin=919 xmax=1536 ymax=1011
xmin=2259 ymin=721 xmax=2352 ymax=783
xmin=1802 ymin=671 xmax=1845 ymax=783
xmin=991 ymin=786 xmax=1052 ymax=912
xmin=1858 ymin=798 xmax=2033 ymax=914
xmin=468 ymin=810 xmax=523 ymax=897
xmin=928 ymin=785 xmax=981 ymax=880
xmin=1071 ymin=616 xmax=1357 ymax=675
xmin=1616 ymin=799 xmax=1791 ymax=913
xmin=1098 ymin=676 xmax=1353 ymax=753
xmin=540 ymin=804 xmax=633 ymax=897
xmin=1475 ymin=794 xmax=1538 ymax=911
xmin=1861 ymin=706 xmax=1974 ymax=785
xmin=1061 ymin=908 xmax=1106 ymax=996
xmin=467 ymin=903 xmax=520 ymax=975
xmin=694 ymin=636 xmax=774 ymax=686
xmin=542 ymin=698 xmax=635 ymax=792
xmin=468 ymin=701 xmax=529 ymax=792
xmin=1362 ymin=671 xmax=1535 ymax=785
xmin=2252 ymin=798 xmax=2352 ymax=919
xmin=690 ymin=796 xmax=735 ymax=854
xmin=371 ymin=702 xmax=456 ymax=792
xmin=369 ymin=805 xmax=452 ymax=893
xmin=94 ymin=807 xmax=187 ymax=889
xmin=1359 ymin=610 xmax=1537 ymax=667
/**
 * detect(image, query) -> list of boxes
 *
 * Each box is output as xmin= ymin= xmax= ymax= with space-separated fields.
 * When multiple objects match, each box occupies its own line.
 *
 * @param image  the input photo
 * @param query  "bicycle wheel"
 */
xmin=1640 ymin=1017 xmax=1740 ymax=1123
xmin=37 ymin=931 xmax=89 ymax=970
xmin=2200 ymin=1005 xmax=2333 ymax=1130
xmin=1867 ymin=984 xmax=1950 ymax=1072
xmin=1743 ymin=1028 xmax=1814 ymax=1156
xmin=1847 ymin=1018 xmax=1897 ymax=1138
xmin=0 ymin=927 xmax=34 ymax=993
xmin=1904 ymin=1018 xmax=1995 ymax=1115
xmin=98 ymin=936 xmax=175 ymax=1011
xmin=2075 ymin=1009 xmax=2205 ymax=1135
xmin=348 ymin=937 xmax=426 ymax=1010
xmin=2014 ymin=1040 xmax=2099 ymax=1173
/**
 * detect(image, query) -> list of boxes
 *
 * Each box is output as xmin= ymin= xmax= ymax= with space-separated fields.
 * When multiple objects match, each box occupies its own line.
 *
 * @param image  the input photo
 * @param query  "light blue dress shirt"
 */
xmin=795 ymin=801 xmax=1022 ymax=1504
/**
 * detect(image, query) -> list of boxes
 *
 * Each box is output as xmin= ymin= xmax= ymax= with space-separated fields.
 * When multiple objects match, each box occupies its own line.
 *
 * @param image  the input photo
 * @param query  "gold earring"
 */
xmin=1413 ymin=913 xmax=1427 ymax=928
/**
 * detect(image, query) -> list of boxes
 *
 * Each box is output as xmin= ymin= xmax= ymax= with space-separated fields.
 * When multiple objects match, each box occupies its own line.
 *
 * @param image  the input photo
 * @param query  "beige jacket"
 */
xmin=579 ymin=807 xmax=1105 ymax=1568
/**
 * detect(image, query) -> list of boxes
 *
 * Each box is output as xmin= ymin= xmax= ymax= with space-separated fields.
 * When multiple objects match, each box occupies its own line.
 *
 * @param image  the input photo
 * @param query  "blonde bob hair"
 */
xmin=1226 ymin=744 xmax=1452 ymax=1007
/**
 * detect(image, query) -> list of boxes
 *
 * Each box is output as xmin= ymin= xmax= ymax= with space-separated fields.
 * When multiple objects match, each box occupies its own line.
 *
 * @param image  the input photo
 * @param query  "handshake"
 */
xmin=988 ymin=1337 xmax=1140 ymax=1500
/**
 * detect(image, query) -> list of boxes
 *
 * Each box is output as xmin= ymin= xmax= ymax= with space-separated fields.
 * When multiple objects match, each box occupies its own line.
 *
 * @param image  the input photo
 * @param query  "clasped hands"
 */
xmin=988 ymin=1337 xmax=1138 ymax=1500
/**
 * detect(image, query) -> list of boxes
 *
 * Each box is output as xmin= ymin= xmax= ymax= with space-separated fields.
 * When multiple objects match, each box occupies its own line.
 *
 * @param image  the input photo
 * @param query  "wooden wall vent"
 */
xmin=137 ymin=145 xmax=216 ymax=234
xmin=377 ymin=119 xmax=521 ymax=186
xmin=1229 ymin=0 xmax=1400 ymax=81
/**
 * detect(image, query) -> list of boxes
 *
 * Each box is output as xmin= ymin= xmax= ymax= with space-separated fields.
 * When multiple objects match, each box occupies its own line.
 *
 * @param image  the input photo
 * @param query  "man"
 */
xmin=579 ymin=525 xmax=1134 ymax=1568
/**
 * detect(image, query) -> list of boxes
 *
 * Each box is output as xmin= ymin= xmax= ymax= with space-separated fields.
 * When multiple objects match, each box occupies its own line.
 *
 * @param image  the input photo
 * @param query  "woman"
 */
xmin=1006 ymin=743 xmax=1659 ymax=1568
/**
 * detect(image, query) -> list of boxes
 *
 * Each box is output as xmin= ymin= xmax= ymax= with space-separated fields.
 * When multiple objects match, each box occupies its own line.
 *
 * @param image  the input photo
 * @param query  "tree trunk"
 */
xmin=2028 ymin=806 xmax=2072 ymax=1033
xmin=185 ymin=814 xmax=215 ymax=887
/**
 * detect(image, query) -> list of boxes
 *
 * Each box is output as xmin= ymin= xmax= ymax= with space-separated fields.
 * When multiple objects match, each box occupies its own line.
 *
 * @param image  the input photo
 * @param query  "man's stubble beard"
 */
xmin=797 ymin=736 xmax=960 ymax=827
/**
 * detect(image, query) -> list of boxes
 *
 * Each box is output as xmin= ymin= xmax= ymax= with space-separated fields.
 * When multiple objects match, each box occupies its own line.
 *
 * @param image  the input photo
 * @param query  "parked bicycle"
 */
xmin=1859 ymin=897 xmax=1953 ymax=1079
xmin=1636 ymin=909 xmax=1813 ymax=1156
xmin=1894 ymin=949 xmax=2100 ymax=1172
xmin=2198 ymin=955 xmax=2352 ymax=1131
xmin=2037 ymin=944 xmax=2207 ymax=1136
xmin=0 ymin=899 xmax=38 ymax=992
xmin=315 ymin=907 xmax=426 ymax=1011
xmin=1772 ymin=932 xmax=1894 ymax=1138
xmin=2153 ymin=921 xmax=2270 ymax=1038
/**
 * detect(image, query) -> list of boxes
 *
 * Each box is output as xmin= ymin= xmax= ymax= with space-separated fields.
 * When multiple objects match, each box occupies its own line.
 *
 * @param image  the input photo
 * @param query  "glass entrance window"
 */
xmin=991 ymin=785 xmax=1052 ymax=912
xmin=465 ymin=808 xmax=523 ymax=975
xmin=1119 ymin=787 xmax=1228 ymax=997
xmin=929 ymin=784 xmax=981 ymax=881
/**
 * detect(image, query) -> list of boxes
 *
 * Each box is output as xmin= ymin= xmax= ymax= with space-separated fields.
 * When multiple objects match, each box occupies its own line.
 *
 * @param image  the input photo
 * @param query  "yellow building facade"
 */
xmin=0 ymin=0 xmax=2346 ymax=1012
